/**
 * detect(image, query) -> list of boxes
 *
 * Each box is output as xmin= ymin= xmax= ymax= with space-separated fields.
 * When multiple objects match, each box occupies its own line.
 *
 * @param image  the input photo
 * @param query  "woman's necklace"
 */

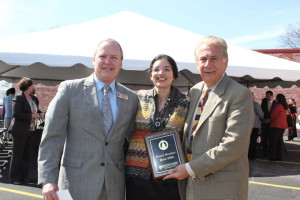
xmin=154 ymin=97 xmax=171 ymax=128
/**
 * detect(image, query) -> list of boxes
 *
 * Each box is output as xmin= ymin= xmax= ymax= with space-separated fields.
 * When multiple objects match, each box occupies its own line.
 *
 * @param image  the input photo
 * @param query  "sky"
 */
xmin=0 ymin=0 xmax=299 ymax=50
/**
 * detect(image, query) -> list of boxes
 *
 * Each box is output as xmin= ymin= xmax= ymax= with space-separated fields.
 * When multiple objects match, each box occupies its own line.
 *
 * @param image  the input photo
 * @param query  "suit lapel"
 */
xmin=106 ymin=83 xmax=129 ymax=139
xmin=83 ymin=74 xmax=106 ymax=137
xmin=182 ymin=83 xmax=204 ymax=147
xmin=21 ymin=92 xmax=31 ymax=112
xmin=194 ymin=74 xmax=229 ymax=134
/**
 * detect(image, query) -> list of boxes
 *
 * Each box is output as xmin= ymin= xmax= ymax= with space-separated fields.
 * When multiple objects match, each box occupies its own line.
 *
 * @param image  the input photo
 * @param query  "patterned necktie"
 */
xmin=187 ymin=89 xmax=211 ymax=161
xmin=102 ymin=85 xmax=113 ymax=135
xmin=268 ymin=101 xmax=271 ymax=112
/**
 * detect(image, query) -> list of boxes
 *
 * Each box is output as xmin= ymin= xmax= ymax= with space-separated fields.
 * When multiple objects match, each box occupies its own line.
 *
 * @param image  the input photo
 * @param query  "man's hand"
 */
xmin=42 ymin=183 xmax=59 ymax=200
xmin=163 ymin=164 xmax=189 ymax=181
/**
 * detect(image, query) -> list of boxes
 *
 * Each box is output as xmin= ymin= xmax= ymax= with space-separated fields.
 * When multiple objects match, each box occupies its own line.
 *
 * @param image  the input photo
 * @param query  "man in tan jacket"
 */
xmin=164 ymin=36 xmax=254 ymax=200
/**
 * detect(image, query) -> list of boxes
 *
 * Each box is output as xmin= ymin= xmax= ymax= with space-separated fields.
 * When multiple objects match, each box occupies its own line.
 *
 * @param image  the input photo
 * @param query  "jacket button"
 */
xmin=105 ymin=142 xmax=108 ymax=145
xmin=101 ymin=163 xmax=105 ymax=166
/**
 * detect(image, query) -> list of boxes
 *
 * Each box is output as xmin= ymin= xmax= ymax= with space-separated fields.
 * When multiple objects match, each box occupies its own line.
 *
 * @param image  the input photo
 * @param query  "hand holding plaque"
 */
xmin=144 ymin=130 xmax=185 ymax=179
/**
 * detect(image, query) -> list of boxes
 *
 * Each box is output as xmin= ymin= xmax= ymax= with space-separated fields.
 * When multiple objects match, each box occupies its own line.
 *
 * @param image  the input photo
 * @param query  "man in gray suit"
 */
xmin=164 ymin=36 xmax=254 ymax=199
xmin=38 ymin=39 xmax=138 ymax=200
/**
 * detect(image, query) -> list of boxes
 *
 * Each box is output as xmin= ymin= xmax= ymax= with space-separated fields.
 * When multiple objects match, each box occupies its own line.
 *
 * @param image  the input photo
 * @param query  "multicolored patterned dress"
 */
xmin=126 ymin=87 xmax=189 ymax=200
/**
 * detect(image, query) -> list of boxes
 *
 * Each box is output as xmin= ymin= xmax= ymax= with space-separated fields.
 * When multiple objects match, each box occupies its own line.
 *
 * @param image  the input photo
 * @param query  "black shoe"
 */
xmin=23 ymin=178 xmax=30 ymax=183
xmin=12 ymin=181 xmax=22 ymax=185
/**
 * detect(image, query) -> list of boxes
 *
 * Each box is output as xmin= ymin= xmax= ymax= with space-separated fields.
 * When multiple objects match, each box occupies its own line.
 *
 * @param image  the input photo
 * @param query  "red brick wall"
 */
xmin=269 ymin=53 xmax=300 ymax=63
xmin=12 ymin=82 xmax=300 ymax=117
xmin=12 ymin=83 xmax=58 ymax=113
xmin=249 ymin=85 xmax=300 ymax=113
xmin=253 ymin=49 xmax=300 ymax=63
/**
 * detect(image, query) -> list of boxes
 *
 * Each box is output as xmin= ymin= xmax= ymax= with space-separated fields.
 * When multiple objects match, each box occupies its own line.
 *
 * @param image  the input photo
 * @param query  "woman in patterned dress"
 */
xmin=125 ymin=54 xmax=189 ymax=200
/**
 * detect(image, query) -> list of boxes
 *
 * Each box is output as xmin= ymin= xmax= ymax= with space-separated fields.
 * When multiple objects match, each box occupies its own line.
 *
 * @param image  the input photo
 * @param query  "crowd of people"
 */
xmin=1 ymin=36 xmax=297 ymax=200
xmin=249 ymin=90 xmax=298 ymax=161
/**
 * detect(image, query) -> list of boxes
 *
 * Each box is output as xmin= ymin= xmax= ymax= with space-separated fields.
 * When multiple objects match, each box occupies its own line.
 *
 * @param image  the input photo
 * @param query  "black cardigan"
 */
xmin=9 ymin=92 xmax=40 ymax=137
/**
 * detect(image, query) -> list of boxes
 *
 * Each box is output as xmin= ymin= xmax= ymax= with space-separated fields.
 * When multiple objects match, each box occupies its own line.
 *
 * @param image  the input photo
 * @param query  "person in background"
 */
xmin=164 ymin=36 xmax=254 ymax=200
xmin=261 ymin=91 xmax=276 ymax=157
xmin=269 ymin=94 xmax=288 ymax=161
xmin=287 ymin=98 xmax=297 ymax=141
xmin=2 ymin=93 xmax=6 ymax=124
xmin=125 ymin=54 xmax=189 ymax=200
xmin=9 ymin=78 xmax=43 ymax=185
xmin=248 ymin=93 xmax=264 ymax=160
xmin=38 ymin=39 xmax=138 ymax=200
xmin=2 ymin=90 xmax=8 ymax=132
xmin=4 ymin=88 xmax=16 ymax=141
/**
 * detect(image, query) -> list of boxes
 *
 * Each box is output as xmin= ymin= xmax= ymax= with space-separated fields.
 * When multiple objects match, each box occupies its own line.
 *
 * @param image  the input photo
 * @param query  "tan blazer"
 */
xmin=38 ymin=74 xmax=138 ymax=200
xmin=179 ymin=74 xmax=254 ymax=200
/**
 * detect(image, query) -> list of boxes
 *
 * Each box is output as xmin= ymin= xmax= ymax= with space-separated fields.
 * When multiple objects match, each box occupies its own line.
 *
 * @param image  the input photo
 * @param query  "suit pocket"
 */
xmin=62 ymin=156 xmax=83 ymax=168
xmin=117 ymin=161 xmax=125 ymax=170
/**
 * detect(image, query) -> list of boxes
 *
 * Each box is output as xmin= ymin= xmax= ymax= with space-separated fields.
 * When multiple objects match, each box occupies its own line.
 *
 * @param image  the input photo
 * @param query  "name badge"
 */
xmin=117 ymin=92 xmax=128 ymax=100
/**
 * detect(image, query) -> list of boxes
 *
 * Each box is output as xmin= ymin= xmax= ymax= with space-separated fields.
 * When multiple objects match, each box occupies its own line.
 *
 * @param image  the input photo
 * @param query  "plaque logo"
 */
xmin=158 ymin=140 xmax=168 ymax=150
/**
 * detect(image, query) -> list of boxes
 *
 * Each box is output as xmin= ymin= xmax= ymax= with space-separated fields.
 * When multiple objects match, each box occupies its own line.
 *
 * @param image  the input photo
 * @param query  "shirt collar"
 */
xmin=93 ymin=73 xmax=116 ymax=93
xmin=151 ymin=86 xmax=174 ymax=98
xmin=203 ymin=73 xmax=225 ymax=93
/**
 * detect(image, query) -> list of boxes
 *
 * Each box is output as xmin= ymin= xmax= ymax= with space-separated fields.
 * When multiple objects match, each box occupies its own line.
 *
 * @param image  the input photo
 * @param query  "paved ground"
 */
xmin=0 ymin=134 xmax=300 ymax=199
xmin=248 ymin=135 xmax=300 ymax=200
xmin=0 ymin=140 xmax=42 ymax=199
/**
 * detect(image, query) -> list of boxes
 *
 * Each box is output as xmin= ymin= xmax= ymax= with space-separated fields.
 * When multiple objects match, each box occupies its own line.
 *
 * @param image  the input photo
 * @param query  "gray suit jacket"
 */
xmin=179 ymin=74 xmax=254 ymax=200
xmin=253 ymin=101 xmax=264 ymax=128
xmin=38 ymin=74 xmax=138 ymax=200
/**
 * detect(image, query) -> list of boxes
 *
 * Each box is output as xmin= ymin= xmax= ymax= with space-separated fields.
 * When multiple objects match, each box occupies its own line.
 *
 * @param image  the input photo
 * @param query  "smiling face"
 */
xmin=195 ymin=43 xmax=228 ymax=88
xmin=93 ymin=41 xmax=122 ymax=84
xmin=150 ymin=58 xmax=174 ymax=90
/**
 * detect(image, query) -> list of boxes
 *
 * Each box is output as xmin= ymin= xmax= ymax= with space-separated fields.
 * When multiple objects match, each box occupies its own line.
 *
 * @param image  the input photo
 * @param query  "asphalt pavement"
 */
xmin=248 ymin=135 xmax=300 ymax=200
xmin=0 ymin=133 xmax=300 ymax=200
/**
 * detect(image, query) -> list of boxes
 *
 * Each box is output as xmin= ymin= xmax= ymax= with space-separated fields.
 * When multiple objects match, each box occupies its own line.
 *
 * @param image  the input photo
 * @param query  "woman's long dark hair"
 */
xmin=276 ymin=94 xmax=288 ymax=110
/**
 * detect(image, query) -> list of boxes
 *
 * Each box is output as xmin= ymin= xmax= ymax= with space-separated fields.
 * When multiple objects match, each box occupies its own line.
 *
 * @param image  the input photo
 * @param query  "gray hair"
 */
xmin=194 ymin=36 xmax=228 ymax=62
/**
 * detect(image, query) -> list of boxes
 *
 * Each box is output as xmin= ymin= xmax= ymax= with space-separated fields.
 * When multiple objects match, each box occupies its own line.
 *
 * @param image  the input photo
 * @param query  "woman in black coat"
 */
xmin=9 ymin=77 xmax=43 ymax=185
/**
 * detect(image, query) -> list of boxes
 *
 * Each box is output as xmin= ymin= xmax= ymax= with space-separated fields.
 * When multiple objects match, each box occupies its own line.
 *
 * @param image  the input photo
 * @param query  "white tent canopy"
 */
xmin=0 ymin=11 xmax=300 ymax=88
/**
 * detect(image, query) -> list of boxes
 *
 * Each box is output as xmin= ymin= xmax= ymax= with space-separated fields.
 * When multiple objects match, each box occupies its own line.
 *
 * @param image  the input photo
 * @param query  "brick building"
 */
xmin=250 ymin=49 xmax=300 ymax=111
xmin=253 ymin=49 xmax=300 ymax=63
